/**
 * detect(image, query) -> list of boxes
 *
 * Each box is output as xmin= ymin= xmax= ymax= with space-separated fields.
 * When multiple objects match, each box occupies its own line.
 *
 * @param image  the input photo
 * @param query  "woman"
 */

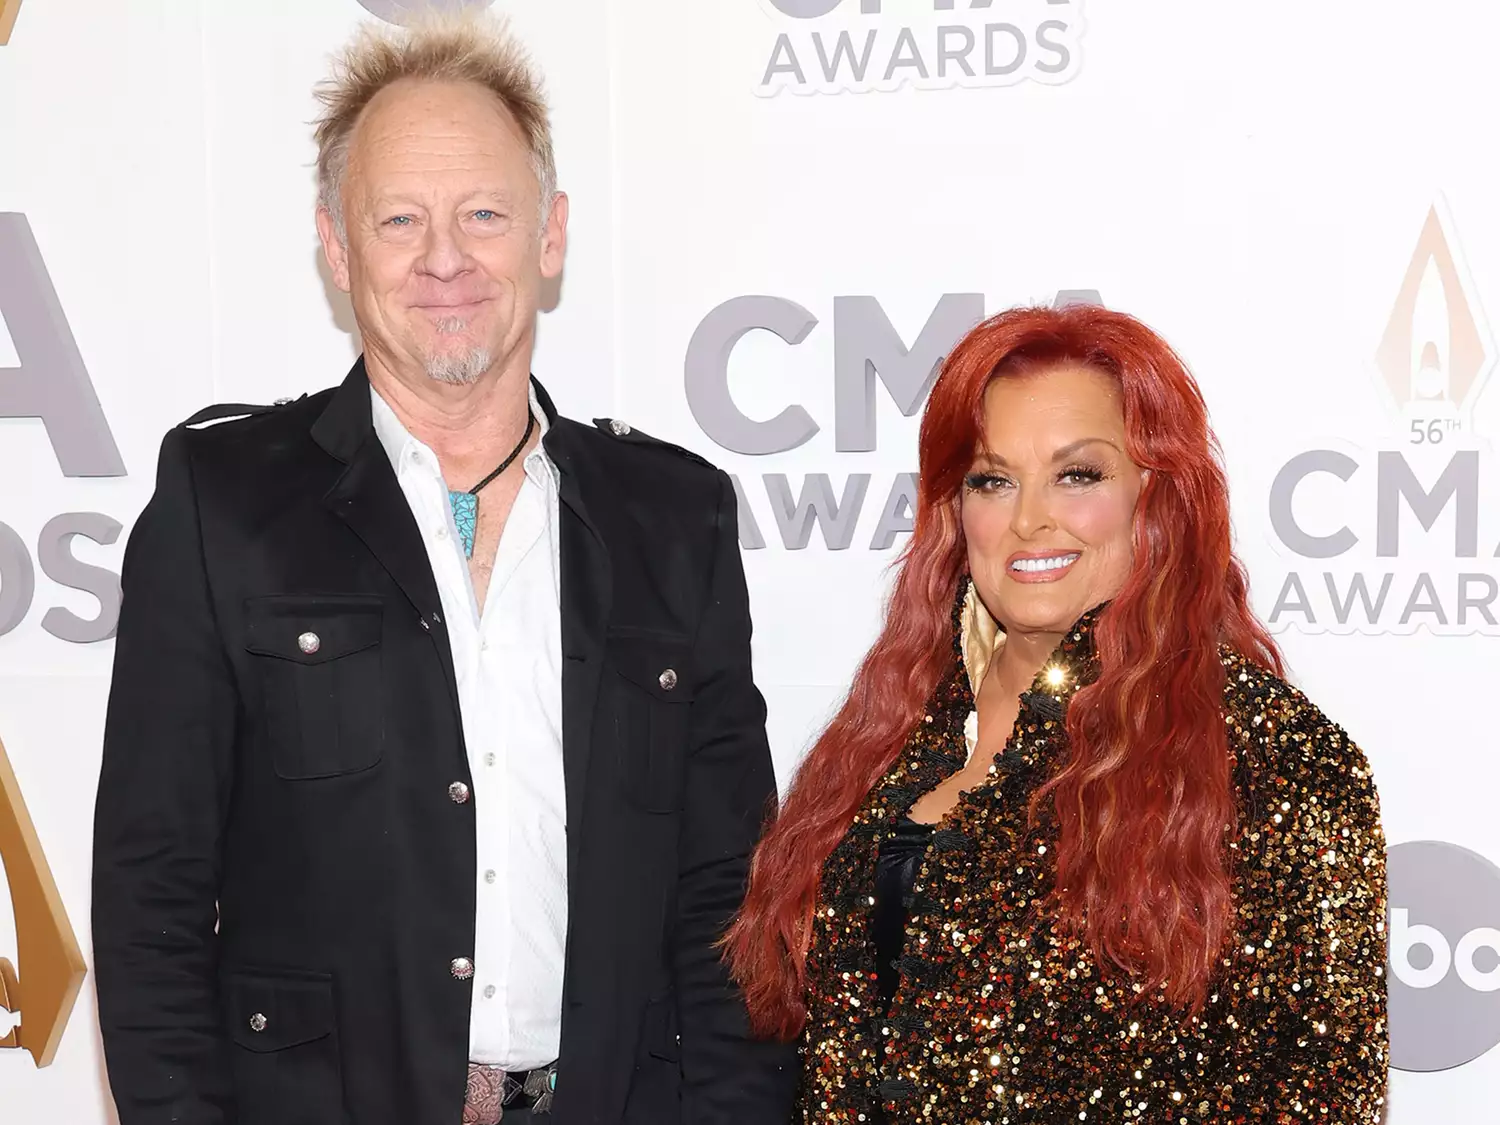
xmin=727 ymin=305 xmax=1388 ymax=1123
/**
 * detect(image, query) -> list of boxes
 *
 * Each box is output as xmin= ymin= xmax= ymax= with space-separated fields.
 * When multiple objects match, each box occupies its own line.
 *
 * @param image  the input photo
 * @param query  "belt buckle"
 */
xmin=463 ymin=1063 xmax=507 ymax=1125
xmin=521 ymin=1061 xmax=558 ymax=1114
xmin=466 ymin=1060 xmax=557 ymax=1121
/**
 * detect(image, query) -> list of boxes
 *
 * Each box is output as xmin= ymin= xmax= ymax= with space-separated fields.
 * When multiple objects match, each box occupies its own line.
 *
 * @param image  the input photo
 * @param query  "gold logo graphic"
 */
xmin=1375 ymin=200 xmax=1495 ymax=430
xmin=0 ymin=733 xmax=87 ymax=1067
xmin=0 ymin=0 xmax=22 ymax=46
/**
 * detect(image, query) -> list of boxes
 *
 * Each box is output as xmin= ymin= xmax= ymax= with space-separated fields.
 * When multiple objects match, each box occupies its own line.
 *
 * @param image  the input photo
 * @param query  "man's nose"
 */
xmin=418 ymin=217 xmax=469 ymax=281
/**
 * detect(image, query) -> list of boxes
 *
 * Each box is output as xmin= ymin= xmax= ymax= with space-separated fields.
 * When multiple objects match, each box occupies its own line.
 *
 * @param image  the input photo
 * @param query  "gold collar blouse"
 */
xmin=799 ymin=595 xmax=1389 ymax=1123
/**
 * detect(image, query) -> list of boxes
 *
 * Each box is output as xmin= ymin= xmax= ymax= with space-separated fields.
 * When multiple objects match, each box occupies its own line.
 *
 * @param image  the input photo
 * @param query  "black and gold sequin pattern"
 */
xmin=799 ymin=601 xmax=1388 ymax=1123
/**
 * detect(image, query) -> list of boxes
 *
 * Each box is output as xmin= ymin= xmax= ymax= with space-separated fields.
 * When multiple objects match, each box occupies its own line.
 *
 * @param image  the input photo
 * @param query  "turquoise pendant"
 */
xmin=448 ymin=490 xmax=477 ymax=559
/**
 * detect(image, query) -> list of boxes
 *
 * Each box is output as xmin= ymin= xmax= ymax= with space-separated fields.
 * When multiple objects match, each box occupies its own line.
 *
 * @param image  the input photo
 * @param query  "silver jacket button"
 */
xmin=609 ymin=419 xmax=632 ymax=437
xmin=658 ymin=668 xmax=678 ymax=692
xmin=451 ymin=957 xmax=475 ymax=980
xmin=249 ymin=1013 xmax=268 ymax=1033
xmin=297 ymin=631 xmax=321 ymax=655
xmin=448 ymin=781 xmax=470 ymax=804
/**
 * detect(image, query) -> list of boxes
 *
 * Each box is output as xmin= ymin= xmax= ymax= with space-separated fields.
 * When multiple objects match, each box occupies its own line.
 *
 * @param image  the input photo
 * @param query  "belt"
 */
xmin=463 ymin=1061 xmax=557 ymax=1124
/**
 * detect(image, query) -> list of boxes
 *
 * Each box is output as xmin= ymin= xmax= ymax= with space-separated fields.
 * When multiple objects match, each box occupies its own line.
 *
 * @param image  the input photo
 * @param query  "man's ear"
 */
xmin=540 ymin=192 xmax=568 ymax=280
xmin=317 ymin=207 xmax=352 ymax=293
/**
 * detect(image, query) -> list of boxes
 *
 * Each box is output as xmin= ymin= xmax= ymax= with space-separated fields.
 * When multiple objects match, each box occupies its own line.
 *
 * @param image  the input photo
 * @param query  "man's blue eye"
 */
xmin=474 ymin=210 xmax=497 ymax=221
xmin=387 ymin=216 xmax=412 ymax=226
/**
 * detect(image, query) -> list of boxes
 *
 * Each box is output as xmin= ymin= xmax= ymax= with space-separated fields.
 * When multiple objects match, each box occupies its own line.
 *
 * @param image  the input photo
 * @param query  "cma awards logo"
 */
xmin=0 ymin=732 xmax=87 ymax=1067
xmin=1264 ymin=198 xmax=1500 ymax=636
xmin=1387 ymin=841 xmax=1500 ymax=1072
xmin=684 ymin=289 xmax=1100 ymax=551
xmin=0 ymin=214 xmax=128 ymax=644
xmin=755 ymin=0 xmax=1084 ymax=97
xmin=0 ymin=0 xmax=21 ymax=45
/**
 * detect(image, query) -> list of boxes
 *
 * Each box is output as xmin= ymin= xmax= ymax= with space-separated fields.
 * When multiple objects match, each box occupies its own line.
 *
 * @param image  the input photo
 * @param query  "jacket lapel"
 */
xmin=311 ymin=360 xmax=460 ymax=714
xmin=537 ymin=381 xmax=611 ymax=877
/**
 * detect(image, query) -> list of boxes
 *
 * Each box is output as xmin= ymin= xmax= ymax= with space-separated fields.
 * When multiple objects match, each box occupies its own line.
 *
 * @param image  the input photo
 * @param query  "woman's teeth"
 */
xmin=1010 ymin=553 xmax=1080 ymax=573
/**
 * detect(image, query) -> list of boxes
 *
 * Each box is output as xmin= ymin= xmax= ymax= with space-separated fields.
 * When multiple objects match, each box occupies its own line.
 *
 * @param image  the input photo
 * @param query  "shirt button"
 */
xmin=451 ymin=957 xmax=474 ymax=980
xmin=449 ymin=781 xmax=470 ymax=804
xmin=484 ymin=753 xmax=496 ymax=767
xmin=484 ymin=869 xmax=497 ymax=884
xmin=483 ymin=985 xmax=496 ymax=1000
xmin=437 ymin=526 xmax=449 ymax=540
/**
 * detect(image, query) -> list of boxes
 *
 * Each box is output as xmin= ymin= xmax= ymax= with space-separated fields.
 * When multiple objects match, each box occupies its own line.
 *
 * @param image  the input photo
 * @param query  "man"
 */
xmin=91 ymin=14 xmax=794 ymax=1125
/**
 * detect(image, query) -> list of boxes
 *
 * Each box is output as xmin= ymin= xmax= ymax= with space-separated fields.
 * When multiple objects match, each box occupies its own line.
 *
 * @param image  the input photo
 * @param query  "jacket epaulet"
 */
xmin=591 ymin=417 xmax=715 ymax=469
xmin=178 ymin=395 xmax=307 ymax=430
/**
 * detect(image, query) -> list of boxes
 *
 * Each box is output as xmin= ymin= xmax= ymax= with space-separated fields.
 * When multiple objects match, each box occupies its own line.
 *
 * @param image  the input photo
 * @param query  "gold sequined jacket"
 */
xmin=800 ymin=598 xmax=1388 ymax=1123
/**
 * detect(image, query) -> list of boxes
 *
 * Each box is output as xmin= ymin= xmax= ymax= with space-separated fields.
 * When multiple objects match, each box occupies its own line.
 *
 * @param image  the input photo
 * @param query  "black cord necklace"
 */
xmin=447 ymin=410 xmax=535 ymax=559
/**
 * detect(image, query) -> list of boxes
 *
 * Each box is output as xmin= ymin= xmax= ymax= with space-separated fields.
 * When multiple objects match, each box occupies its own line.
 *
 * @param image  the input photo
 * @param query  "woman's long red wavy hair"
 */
xmin=725 ymin=304 xmax=1283 ymax=1040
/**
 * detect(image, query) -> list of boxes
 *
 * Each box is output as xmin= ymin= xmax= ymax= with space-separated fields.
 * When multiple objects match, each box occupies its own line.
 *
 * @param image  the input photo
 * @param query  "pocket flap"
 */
xmin=643 ymin=992 xmax=681 ymax=1062
xmin=226 ymin=968 xmax=335 ymax=1053
xmin=245 ymin=596 xmax=383 ymax=665
xmin=606 ymin=633 xmax=694 ymax=703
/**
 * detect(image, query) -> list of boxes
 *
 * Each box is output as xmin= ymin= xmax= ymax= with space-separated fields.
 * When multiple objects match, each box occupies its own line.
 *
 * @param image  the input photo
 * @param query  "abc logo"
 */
xmin=356 ymin=0 xmax=496 ymax=25
xmin=1388 ymin=840 xmax=1500 ymax=1071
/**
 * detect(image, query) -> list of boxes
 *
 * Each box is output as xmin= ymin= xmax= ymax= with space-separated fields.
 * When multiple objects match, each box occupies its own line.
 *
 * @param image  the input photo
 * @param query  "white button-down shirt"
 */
xmin=371 ymin=384 xmax=567 ymax=1071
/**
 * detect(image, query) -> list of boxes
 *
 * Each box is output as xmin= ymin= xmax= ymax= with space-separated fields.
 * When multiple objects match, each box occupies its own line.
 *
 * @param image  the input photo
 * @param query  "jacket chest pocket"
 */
xmin=244 ymin=596 xmax=385 ymax=780
xmin=605 ymin=632 xmax=693 ymax=814
xmin=224 ymin=968 xmax=343 ymax=1125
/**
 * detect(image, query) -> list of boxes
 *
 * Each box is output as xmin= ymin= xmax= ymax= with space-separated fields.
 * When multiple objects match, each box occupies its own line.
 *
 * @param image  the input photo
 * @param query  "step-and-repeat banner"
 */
xmin=2 ymin=0 xmax=1497 ymax=1120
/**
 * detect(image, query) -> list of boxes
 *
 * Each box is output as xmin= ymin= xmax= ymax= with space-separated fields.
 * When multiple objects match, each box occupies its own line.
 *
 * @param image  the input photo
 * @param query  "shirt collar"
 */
xmin=369 ymin=380 xmax=557 ymax=489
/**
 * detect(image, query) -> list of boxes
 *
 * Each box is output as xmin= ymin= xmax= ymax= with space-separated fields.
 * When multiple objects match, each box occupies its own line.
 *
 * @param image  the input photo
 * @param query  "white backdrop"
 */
xmin=2 ymin=0 xmax=1498 ymax=1121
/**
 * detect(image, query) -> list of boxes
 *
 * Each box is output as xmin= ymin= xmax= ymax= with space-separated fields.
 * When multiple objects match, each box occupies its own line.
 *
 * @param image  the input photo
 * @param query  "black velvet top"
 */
xmin=870 ymin=815 xmax=936 ymax=1012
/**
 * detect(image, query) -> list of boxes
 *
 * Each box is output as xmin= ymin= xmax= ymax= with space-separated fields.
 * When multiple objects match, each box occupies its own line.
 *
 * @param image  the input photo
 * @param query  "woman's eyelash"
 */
xmin=1059 ymin=464 xmax=1107 ymax=483
xmin=964 ymin=466 xmax=1110 ymax=491
xmin=966 ymin=465 xmax=1110 ymax=492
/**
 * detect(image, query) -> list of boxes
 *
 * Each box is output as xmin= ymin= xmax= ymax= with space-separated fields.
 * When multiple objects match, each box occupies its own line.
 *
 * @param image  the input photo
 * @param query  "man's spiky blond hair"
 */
xmin=312 ymin=12 xmax=556 ymax=237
